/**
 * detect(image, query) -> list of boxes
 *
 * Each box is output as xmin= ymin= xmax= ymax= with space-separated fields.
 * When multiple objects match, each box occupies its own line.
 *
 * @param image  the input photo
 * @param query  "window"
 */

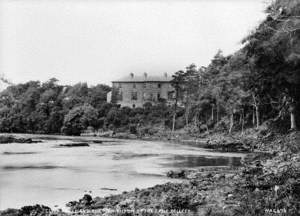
xmin=133 ymin=83 xmax=136 ymax=88
xmin=157 ymin=93 xmax=161 ymax=100
xmin=143 ymin=83 xmax=146 ymax=88
xmin=158 ymin=83 xmax=161 ymax=88
xmin=131 ymin=92 xmax=138 ymax=100
xmin=118 ymin=83 xmax=122 ymax=88
xmin=118 ymin=91 xmax=123 ymax=101
xmin=149 ymin=93 xmax=154 ymax=101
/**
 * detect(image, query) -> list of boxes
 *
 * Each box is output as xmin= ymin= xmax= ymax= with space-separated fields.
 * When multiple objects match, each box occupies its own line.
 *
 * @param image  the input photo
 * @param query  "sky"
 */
xmin=0 ymin=0 xmax=268 ymax=86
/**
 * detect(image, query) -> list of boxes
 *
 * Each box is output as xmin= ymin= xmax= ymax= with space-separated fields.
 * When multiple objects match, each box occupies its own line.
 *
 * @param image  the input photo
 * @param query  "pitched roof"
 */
xmin=112 ymin=73 xmax=172 ymax=83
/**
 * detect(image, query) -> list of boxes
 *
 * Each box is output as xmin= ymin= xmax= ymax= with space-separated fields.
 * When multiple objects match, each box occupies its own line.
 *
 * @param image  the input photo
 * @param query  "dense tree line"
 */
xmin=171 ymin=0 xmax=299 ymax=134
xmin=0 ymin=0 xmax=298 ymax=136
xmin=0 ymin=78 xmax=182 ymax=135
xmin=0 ymin=78 xmax=111 ymax=135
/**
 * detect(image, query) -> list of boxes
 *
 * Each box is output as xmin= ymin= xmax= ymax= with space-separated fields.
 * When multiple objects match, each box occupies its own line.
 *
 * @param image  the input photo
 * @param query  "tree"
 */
xmin=242 ymin=0 xmax=300 ymax=130
xmin=183 ymin=64 xmax=200 ymax=126
xmin=171 ymin=70 xmax=185 ymax=133
xmin=106 ymin=107 xmax=123 ymax=128
xmin=87 ymin=84 xmax=111 ymax=109
xmin=61 ymin=104 xmax=98 ymax=135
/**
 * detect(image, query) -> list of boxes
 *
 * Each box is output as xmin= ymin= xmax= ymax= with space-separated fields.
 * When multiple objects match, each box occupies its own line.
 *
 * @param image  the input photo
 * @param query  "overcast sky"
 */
xmin=0 ymin=0 xmax=268 ymax=86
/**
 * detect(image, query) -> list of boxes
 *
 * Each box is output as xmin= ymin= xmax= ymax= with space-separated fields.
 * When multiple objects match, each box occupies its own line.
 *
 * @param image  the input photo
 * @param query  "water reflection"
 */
xmin=112 ymin=152 xmax=160 ymax=160
xmin=163 ymin=155 xmax=242 ymax=168
xmin=2 ymin=151 xmax=38 ymax=155
xmin=1 ymin=165 xmax=67 ymax=171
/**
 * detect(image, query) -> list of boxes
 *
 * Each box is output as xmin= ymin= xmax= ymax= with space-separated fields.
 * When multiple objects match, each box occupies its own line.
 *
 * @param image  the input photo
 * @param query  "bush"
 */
xmin=19 ymin=205 xmax=51 ymax=216
xmin=62 ymin=104 xmax=98 ymax=135
xmin=163 ymin=194 xmax=191 ymax=210
xmin=129 ymin=124 xmax=137 ymax=134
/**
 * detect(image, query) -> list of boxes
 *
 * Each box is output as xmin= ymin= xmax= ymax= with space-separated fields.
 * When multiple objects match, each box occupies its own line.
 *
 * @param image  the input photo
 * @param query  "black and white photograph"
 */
xmin=0 ymin=0 xmax=299 ymax=215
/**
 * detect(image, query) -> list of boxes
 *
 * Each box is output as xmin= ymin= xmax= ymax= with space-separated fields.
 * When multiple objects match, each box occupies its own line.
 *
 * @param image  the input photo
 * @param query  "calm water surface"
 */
xmin=0 ymin=134 xmax=245 ymax=210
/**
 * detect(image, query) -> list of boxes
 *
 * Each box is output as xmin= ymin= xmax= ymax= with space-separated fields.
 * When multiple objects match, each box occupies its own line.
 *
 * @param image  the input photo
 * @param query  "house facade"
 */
xmin=107 ymin=73 xmax=174 ymax=107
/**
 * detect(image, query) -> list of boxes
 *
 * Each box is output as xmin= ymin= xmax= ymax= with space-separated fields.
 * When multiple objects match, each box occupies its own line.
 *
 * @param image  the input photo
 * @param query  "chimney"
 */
xmin=144 ymin=72 xmax=147 ymax=79
xmin=130 ymin=73 xmax=134 ymax=78
xmin=164 ymin=73 xmax=168 ymax=78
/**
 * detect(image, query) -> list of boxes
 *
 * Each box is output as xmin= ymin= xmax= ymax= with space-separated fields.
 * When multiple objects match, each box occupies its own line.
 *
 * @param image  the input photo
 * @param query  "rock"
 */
xmin=79 ymin=194 xmax=93 ymax=206
xmin=201 ymin=180 xmax=210 ymax=185
xmin=166 ymin=170 xmax=186 ymax=178
xmin=118 ymin=198 xmax=133 ymax=208
xmin=254 ymin=188 xmax=260 ymax=193
xmin=205 ymin=173 xmax=213 ymax=178
xmin=186 ymin=172 xmax=198 ymax=179
xmin=225 ymin=173 xmax=235 ymax=179
xmin=214 ymin=173 xmax=225 ymax=180
xmin=199 ymin=186 xmax=209 ymax=191
xmin=233 ymin=175 xmax=240 ymax=181
xmin=100 ymin=187 xmax=117 ymax=191
xmin=0 ymin=136 xmax=41 ymax=144
xmin=20 ymin=205 xmax=51 ymax=215
xmin=227 ymin=194 xmax=234 ymax=198
xmin=57 ymin=143 xmax=89 ymax=147
xmin=204 ymin=136 xmax=251 ymax=152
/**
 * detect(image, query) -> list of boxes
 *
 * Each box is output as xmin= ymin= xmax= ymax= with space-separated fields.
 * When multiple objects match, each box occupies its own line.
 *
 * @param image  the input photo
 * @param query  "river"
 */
xmin=0 ymin=134 xmax=245 ymax=211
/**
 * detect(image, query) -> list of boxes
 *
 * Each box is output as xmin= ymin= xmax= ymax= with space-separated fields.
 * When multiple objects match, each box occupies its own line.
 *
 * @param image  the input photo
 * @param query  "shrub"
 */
xmin=129 ymin=124 xmax=137 ymax=134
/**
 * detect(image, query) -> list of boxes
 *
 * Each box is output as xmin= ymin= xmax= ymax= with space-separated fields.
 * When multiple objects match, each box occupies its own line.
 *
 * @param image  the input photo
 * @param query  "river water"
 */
xmin=0 ymin=134 xmax=245 ymax=211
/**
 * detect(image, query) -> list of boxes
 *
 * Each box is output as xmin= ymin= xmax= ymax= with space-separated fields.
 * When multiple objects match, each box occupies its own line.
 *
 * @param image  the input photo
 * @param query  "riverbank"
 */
xmin=65 ymin=166 xmax=242 ymax=215
xmin=0 ymin=131 xmax=299 ymax=216
xmin=65 ymin=131 xmax=300 ymax=216
xmin=68 ymin=132 xmax=300 ymax=215
xmin=84 ymin=128 xmax=257 ymax=153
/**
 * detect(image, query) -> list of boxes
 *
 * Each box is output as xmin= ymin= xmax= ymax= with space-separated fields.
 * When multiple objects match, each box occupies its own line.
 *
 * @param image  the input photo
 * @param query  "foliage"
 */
xmin=0 ymin=79 xmax=111 ymax=135
xmin=61 ymin=104 xmax=99 ymax=135
xmin=233 ymin=154 xmax=300 ymax=215
xmin=167 ymin=0 xmax=300 ymax=133
xmin=0 ymin=0 xmax=299 ymax=136
xmin=0 ymin=78 xmax=178 ymax=135
xmin=0 ymin=205 xmax=51 ymax=216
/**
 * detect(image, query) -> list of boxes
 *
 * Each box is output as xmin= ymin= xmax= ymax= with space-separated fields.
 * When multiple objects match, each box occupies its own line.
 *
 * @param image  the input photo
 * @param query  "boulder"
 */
xmin=166 ymin=170 xmax=187 ymax=179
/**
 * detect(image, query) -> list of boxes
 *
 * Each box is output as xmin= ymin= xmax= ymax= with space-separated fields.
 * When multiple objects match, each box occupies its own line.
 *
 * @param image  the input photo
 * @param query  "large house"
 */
xmin=107 ymin=73 xmax=174 ymax=107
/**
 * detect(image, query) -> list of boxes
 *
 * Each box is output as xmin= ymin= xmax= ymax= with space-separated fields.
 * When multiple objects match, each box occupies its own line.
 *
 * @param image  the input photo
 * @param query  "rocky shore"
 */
xmin=95 ymin=129 xmax=257 ymax=154
xmin=65 ymin=131 xmax=300 ymax=216
xmin=1 ymin=131 xmax=299 ymax=216
xmin=0 ymin=135 xmax=41 ymax=144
